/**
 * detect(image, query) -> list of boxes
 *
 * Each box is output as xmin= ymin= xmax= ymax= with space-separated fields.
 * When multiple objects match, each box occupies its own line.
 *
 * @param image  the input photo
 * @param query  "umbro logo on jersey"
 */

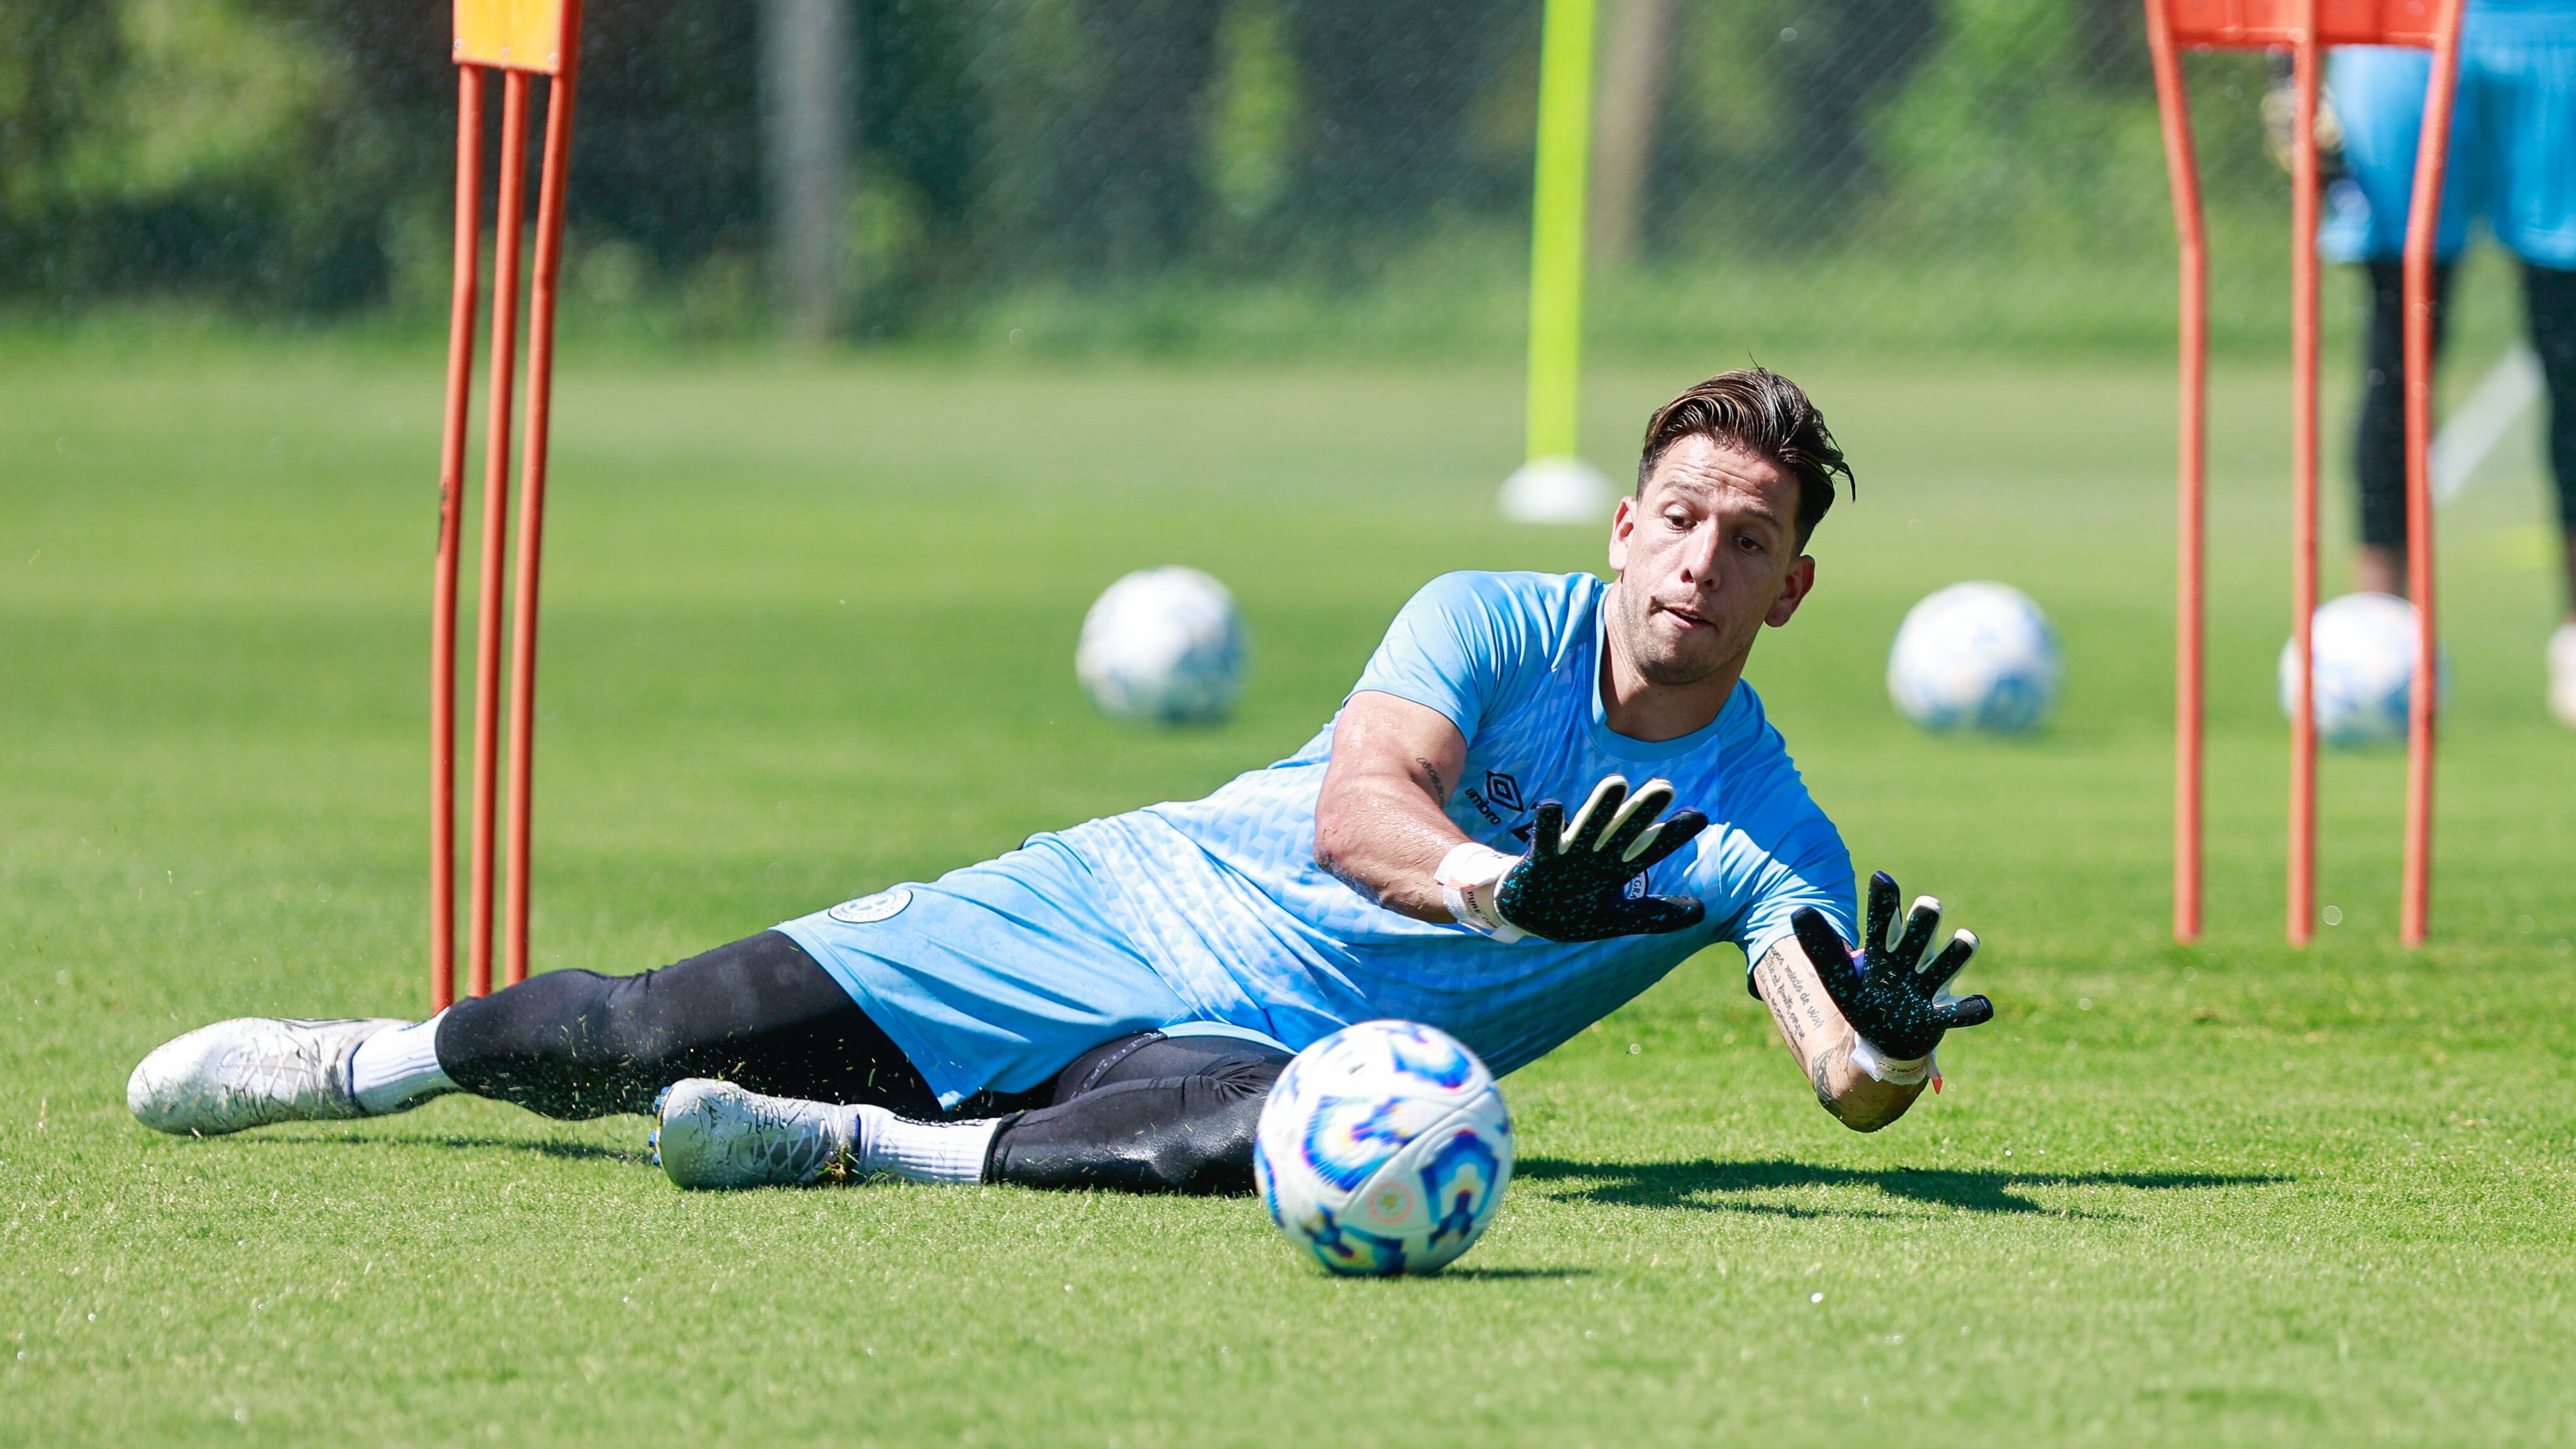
xmin=1462 ymin=769 xmax=1531 ymax=835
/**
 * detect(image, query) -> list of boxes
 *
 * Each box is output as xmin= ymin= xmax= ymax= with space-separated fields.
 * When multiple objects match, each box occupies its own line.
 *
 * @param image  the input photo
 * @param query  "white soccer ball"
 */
xmin=2279 ymin=592 xmax=2448 ymax=747
xmin=1254 ymin=1021 xmax=1513 ymax=1277
xmin=1075 ymin=567 xmax=1249 ymax=726
xmin=1887 ymin=581 xmax=2063 ymax=734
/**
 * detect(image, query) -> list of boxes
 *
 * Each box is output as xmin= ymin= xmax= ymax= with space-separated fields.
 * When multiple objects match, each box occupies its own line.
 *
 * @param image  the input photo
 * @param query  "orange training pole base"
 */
xmin=2145 ymin=0 xmax=2207 ymax=944
xmin=2402 ymin=0 xmax=2466 ymax=945
xmin=436 ymin=0 xmax=581 ymax=1008
xmin=431 ymin=65 xmax=485 ymax=1013
xmin=2289 ymin=6 xmax=2321 ymax=946
xmin=467 ymin=69 xmax=528 ymax=1002
xmin=2142 ymin=0 xmax=2460 ymax=947
xmin=504 ymin=0 xmax=582 ymax=990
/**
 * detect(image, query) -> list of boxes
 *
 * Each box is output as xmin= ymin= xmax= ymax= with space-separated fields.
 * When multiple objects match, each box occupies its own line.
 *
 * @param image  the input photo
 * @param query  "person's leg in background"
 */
xmin=2475 ymin=13 xmax=2576 ymax=719
xmin=2324 ymin=42 xmax=2487 ymax=598
xmin=2528 ymin=262 xmax=2576 ymax=721
xmin=2350 ymin=257 xmax=2458 ymax=598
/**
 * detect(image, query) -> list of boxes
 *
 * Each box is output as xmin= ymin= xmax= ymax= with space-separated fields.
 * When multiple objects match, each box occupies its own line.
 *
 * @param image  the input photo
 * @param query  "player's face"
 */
xmin=1604 ymin=437 xmax=1816 ymax=687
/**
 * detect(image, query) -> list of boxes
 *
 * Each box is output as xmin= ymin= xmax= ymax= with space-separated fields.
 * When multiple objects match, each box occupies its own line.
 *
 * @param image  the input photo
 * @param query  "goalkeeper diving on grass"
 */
xmin=130 ymin=368 xmax=1997 ymax=1194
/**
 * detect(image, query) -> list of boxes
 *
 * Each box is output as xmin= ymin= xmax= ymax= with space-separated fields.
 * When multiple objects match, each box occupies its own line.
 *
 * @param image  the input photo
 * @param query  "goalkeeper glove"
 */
xmin=1438 ymin=775 xmax=1708 ymax=943
xmin=1790 ymin=870 xmax=1994 ymax=1072
xmin=2261 ymin=57 xmax=2346 ymax=179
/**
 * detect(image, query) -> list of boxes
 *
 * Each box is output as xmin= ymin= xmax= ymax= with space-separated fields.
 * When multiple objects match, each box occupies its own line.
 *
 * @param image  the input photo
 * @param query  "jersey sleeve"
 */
xmin=1705 ymin=711 xmax=1858 ymax=977
xmin=1727 ymin=811 xmax=1857 ymax=976
xmin=1347 ymin=572 xmax=1557 ymax=744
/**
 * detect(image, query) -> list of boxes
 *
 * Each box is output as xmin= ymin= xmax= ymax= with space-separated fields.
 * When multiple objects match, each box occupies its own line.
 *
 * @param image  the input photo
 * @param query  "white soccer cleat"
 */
xmin=651 ymin=1079 xmax=855 ymax=1190
xmin=2550 ymin=623 xmax=2576 ymax=729
xmin=127 ymin=1018 xmax=404 ymax=1135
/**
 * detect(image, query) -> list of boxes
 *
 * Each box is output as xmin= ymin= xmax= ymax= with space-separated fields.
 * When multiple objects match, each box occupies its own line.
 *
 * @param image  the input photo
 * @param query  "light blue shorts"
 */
xmin=2324 ymin=16 xmax=2576 ymax=268
xmin=776 ymin=835 xmax=1284 ymax=1109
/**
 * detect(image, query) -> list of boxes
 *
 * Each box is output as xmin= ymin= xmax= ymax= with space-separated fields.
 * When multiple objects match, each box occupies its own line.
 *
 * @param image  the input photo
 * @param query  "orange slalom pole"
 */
xmin=503 ymin=22 xmax=581 ymax=990
xmin=470 ymin=72 xmax=531 ymax=1001
xmin=2287 ymin=14 xmax=2322 ymax=945
xmin=2401 ymin=0 xmax=2465 ymax=946
xmin=2146 ymin=0 xmax=2206 ymax=943
xmin=431 ymin=67 xmax=487 ymax=1013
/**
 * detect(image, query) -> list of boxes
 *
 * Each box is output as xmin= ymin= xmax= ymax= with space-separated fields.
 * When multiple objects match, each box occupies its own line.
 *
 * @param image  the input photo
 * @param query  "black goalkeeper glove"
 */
xmin=1790 ymin=871 xmax=1994 ymax=1063
xmin=1440 ymin=775 xmax=1708 ymax=943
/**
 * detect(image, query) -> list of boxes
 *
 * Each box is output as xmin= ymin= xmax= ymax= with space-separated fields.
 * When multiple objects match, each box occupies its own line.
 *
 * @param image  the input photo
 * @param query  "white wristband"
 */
xmin=1846 ymin=1033 xmax=1935 ymax=1086
xmin=1435 ymin=842 xmax=1526 ymax=944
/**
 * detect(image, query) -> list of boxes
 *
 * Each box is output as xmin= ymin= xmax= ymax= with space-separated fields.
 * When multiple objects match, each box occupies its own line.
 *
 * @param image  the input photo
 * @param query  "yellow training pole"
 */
xmin=1524 ymin=0 xmax=1598 ymax=465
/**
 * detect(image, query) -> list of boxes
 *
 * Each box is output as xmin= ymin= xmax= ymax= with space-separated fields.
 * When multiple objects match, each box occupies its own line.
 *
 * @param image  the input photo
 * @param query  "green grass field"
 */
xmin=4 ymin=340 xmax=2572 ymax=1445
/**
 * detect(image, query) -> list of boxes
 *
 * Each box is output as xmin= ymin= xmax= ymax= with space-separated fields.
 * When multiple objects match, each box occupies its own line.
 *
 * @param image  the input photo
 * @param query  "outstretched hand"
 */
xmin=1790 ymin=871 xmax=1994 ymax=1062
xmin=1488 ymin=775 xmax=1707 ymax=941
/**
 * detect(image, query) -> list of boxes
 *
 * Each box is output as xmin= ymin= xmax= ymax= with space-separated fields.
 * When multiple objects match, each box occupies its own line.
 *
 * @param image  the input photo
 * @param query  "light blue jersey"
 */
xmin=780 ymin=570 xmax=1855 ymax=1108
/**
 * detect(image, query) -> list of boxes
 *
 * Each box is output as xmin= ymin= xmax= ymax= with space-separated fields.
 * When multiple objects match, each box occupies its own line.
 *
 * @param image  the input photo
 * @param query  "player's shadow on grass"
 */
xmin=1518 ymin=1157 xmax=2285 ymax=1218
xmin=250 ymin=1131 xmax=646 ymax=1165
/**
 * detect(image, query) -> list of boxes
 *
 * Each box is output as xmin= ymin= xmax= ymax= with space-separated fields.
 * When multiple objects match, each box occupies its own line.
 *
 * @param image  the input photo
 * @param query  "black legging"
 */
xmin=434 ymin=931 xmax=1289 ymax=1195
xmin=2355 ymin=258 xmax=2576 ymax=548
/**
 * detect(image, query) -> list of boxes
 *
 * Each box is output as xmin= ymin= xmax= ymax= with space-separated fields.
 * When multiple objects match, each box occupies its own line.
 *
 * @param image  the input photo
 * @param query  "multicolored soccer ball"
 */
xmin=1253 ymin=1021 xmax=1513 ymax=1277
xmin=2279 ymin=591 xmax=2450 ymax=747
xmin=1887 ymin=581 xmax=2063 ymax=734
xmin=1075 ymin=566 xmax=1250 ymax=726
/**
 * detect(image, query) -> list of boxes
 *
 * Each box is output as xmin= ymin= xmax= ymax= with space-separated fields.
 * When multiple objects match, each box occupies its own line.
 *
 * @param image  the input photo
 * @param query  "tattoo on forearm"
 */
xmin=1758 ymin=942 xmax=1919 ymax=1133
xmin=1809 ymin=1040 xmax=1850 ymax=1121
xmin=1790 ymin=967 xmax=1828 ymax=1038
xmin=1754 ymin=958 xmax=1792 ymax=1033
xmin=1754 ymin=946 xmax=1835 ymax=1056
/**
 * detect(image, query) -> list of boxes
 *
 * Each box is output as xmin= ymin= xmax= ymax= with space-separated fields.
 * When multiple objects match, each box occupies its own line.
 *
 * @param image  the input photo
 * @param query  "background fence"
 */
xmin=2 ymin=0 xmax=2321 ymax=355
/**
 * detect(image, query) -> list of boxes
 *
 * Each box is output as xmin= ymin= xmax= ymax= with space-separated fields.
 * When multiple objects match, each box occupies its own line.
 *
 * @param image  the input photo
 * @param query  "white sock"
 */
xmin=349 ymin=1013 xmax=457 ymax=1115
xmin=849 ymin=1104 xmax=998 ymax=1185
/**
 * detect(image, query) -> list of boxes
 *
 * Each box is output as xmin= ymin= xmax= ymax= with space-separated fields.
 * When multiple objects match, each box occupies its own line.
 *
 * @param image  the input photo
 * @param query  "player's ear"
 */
xmin=1606 ymin=492 xmax=1638 ymax=572
xmin=1765 ymin=554 xmax=1816 ymax=628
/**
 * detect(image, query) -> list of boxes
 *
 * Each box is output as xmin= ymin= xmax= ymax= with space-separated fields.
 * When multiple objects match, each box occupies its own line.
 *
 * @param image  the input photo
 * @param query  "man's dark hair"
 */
xmin=1636 ymin=369 xmax=1854 ymax=551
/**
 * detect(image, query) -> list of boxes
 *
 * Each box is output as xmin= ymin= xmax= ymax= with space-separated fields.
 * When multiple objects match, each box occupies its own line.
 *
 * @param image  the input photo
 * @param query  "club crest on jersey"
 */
xmin=826 ymin=887 xmax=913 ymax=924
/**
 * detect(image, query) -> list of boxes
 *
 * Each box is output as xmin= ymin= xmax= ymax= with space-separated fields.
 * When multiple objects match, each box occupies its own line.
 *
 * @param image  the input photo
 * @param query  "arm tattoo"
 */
xmin=1760 ymin=940 xmax=1926 ymax=1133
xmin=1415 ymin=757 xmax=1448 ymax=802
xmin=1753 ymin=944 xmax=1833 ymax=1052
xmin=1757 ymin=941 xmax=1855 ymax=1123
xmin=1809 ymin=1039 xmax=1852 ymax=1122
